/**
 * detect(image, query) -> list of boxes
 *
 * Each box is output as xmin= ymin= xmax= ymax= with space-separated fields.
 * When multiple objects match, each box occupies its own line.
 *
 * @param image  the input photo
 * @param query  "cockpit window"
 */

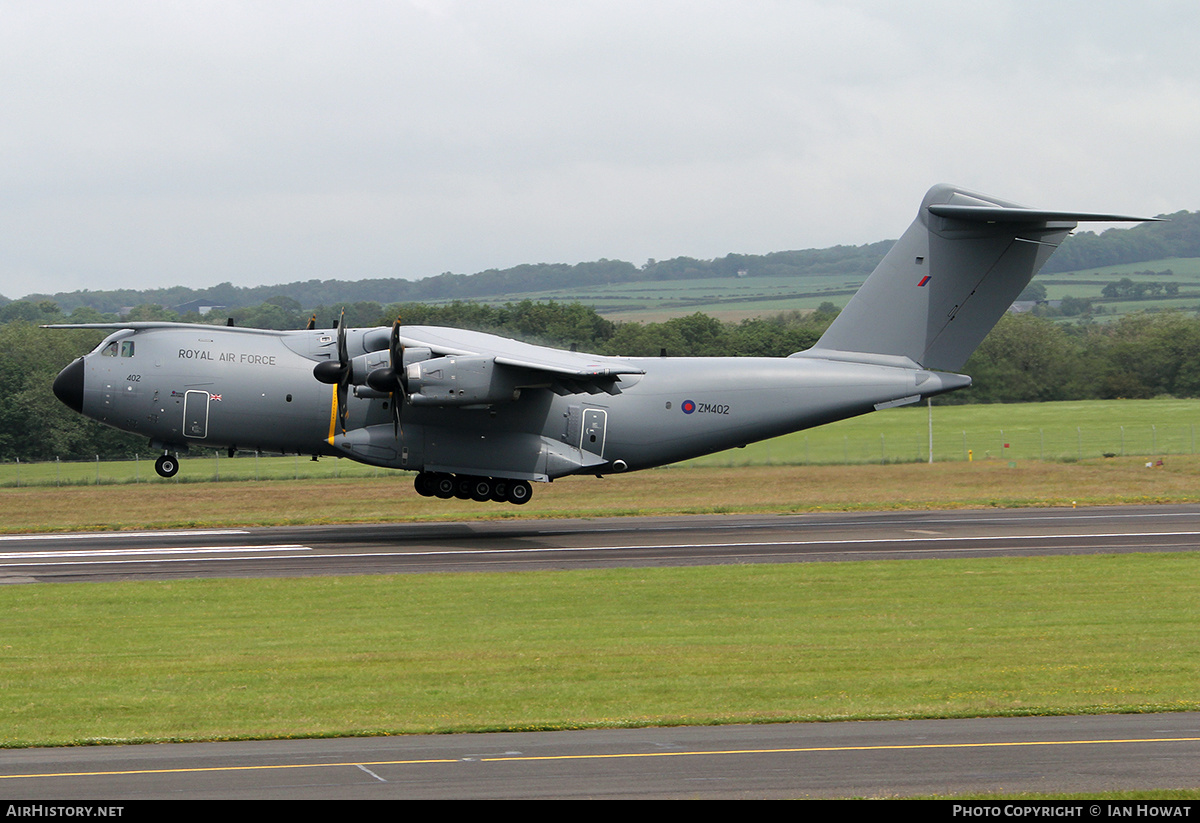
xmin=121 ymin=341 xmax=135 ymax=357
xmin=101 ymin=342 xmax=118 ymax=357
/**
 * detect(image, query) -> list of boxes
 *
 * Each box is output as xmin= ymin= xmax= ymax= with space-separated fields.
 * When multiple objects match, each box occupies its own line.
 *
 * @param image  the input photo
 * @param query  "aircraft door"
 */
xmin=581 ymin=408 xmax=607 ymax=458
xmin=183 ymin=390 xmax=210 ymax=439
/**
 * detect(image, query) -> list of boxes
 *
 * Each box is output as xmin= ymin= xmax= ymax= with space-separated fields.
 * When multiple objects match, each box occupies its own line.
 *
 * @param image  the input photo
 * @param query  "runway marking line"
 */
xmin=4 ymin=531 xmax=1198 ymax=570
xmin=0 ymin=546 xmax=312 ymax=560
xmin=0 ymin=530 xmax=249 ymax=541
xmin=4 ymin=736 xmax=1200 ymax=781
xmin=572 ymin=531 xmax=1200 ymax=553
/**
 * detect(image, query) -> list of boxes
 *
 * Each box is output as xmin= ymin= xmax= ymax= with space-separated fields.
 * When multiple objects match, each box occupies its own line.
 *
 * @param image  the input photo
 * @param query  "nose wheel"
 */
xmin=154 ymin=454 xmax=179 ymax=478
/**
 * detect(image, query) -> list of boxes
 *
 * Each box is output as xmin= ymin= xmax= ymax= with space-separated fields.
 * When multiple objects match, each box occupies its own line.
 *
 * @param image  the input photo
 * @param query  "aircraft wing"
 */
xmin=42 ymin=321 xmax=288 ymax=336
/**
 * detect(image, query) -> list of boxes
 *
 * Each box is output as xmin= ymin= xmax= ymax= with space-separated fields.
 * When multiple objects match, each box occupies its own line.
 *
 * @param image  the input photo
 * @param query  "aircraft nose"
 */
xmin=52 ymin=357 xmax=85 ymax=413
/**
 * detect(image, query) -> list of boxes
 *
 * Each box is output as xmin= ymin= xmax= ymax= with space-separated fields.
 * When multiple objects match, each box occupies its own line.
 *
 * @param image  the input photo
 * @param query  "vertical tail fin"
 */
xmin=799 ymin=184 xmax=1157 ymax=372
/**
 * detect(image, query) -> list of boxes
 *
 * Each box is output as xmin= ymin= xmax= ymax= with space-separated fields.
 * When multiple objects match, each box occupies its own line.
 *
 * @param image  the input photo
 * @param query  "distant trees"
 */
xmin=1016 ymin=282 xmax=1048 ymax=302
xmin=373 ymin=300 xmax=617 ymax=350
xmin=11 ymin=285 xmax=1200 ymax=460
xmin=0 ymin=321 xmax=144 ymax=460
xmin=1100 ymin=274 xmax=1178 ymax=300
xmin=953 ymin=314 xmax=1080 ymax=403
xmin=1041 ymin=211 xmax=1200 ymax=273
xmin=946 ymin=311 xmax=1200 ymax=404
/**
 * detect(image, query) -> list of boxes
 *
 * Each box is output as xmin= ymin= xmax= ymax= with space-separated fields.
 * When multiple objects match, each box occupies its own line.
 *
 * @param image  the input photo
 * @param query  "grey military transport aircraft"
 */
xmin=48 ymin=185 xmax=1155 ymax=505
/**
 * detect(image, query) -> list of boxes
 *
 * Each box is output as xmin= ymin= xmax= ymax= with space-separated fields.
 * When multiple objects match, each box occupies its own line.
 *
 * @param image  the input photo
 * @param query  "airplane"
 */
xmin=47 ymin=184 xmax=1156 ymax=504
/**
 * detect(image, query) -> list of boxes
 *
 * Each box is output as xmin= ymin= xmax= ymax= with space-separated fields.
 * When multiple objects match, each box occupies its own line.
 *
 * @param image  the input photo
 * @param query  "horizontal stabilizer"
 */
xmin=928 ymin=204 xmax=1161 ymax=224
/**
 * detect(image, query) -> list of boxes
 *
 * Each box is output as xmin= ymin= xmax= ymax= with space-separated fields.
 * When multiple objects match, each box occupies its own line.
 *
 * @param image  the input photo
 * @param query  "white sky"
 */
xmin=1 ymin=1 xmax=1196 ymax=298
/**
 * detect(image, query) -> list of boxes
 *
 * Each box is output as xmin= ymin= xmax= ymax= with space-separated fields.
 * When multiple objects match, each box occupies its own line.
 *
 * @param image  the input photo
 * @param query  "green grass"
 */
xmin=4 ymin=553 xmax=1200 ymax=747
xmin=7 ymin=457 xmax=1200 ymax=533
xmin=5 ymin=398 xmax=1200 ymax=487
xmin=683 ymin=398 xmax=1200 ymax=466
xmin=0 ymin=452 xmax=393 ymax=487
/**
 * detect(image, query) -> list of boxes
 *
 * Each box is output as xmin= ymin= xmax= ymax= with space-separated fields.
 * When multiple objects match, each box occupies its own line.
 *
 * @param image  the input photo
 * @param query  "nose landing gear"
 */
xmin=154 ymin=453 xmax=179 ymax=478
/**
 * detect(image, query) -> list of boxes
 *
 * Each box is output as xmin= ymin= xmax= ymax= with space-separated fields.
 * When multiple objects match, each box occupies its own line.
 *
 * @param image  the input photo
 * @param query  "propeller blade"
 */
xmin=336 ymin=310 xmax=349 ymax=433
xmin=312 ymin=308 xmax=353 ymax=433
xmin=390 ymin=316 xmax=405 ymax=438
xmin=336 ymin=309 xmax=347 ymax=363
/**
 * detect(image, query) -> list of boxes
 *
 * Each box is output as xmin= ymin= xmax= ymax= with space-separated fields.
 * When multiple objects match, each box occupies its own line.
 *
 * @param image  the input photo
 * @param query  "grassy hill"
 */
xmin=6 ymin=209 xmax=1200 ymax=325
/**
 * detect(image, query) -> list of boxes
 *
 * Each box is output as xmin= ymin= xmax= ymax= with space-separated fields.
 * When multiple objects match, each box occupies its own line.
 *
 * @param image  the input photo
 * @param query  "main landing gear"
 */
xmin=413 ymin=471 xmax=533 ymax=505
xmin=154 ymin=454 xmax=179 ymax=478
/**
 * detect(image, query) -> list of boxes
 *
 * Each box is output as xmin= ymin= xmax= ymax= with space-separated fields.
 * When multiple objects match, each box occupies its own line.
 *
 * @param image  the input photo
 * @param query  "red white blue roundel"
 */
xmin=681 ymin=399 xmax=696 ymax=414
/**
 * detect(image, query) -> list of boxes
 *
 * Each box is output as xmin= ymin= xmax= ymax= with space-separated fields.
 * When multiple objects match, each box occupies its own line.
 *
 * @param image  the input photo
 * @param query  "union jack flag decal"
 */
xmin=210 ymin=394 xmax=222 ymax=402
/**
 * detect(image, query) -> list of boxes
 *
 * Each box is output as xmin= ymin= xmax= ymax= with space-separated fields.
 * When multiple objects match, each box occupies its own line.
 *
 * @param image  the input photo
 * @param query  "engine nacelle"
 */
xmin=405 ymin=355 xmax=521 ymax=406
xmin=355 ymin=347 xmax=434 ymax=391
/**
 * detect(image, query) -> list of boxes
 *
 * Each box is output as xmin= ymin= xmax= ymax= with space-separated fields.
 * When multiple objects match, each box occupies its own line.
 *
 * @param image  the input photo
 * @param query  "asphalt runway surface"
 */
xmin=3 ymin=713 xmax=1200 ymax=799
xmin=5 ymin=503 xmax=1200 ymax=583
xmin=5 ymin=504 xmax=1200 ymax=798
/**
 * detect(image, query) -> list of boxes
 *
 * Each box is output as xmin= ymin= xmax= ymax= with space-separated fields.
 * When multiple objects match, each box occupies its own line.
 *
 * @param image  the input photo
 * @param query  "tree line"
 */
xmin=5 ymin=299 xmax=1200 ymax=461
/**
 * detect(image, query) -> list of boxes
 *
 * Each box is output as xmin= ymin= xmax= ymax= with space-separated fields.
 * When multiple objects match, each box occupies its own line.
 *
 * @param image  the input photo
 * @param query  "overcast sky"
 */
xmin=2 ymin=1 xmax=1196 ymax=299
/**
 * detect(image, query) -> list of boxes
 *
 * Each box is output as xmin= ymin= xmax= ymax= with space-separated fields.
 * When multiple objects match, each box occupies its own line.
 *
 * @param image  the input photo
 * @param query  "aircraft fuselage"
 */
xmin=54 ymin=323 xmax=966 ymax=487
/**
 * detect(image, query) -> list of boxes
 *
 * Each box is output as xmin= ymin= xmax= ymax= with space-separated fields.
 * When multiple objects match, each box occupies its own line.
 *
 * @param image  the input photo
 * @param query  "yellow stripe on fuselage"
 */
xmin=326 ymin=385 xmax=338 ymax=445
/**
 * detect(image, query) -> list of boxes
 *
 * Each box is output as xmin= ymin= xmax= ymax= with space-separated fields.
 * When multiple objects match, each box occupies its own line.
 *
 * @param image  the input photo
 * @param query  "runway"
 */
xmin=3 ymin=712 xmax=1200 ymax=799
xmin=4 ymin=504 xmax=1200 ymax=583
xmin=4 ymin=504 xmax=1200 ymax=798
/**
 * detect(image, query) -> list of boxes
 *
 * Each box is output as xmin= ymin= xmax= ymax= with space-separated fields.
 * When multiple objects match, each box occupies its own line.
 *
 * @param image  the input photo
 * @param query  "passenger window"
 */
xmin=121 ymin=341 xmax=135 ymax=357
xmin=102 ymin=342 xmax=118 ymax=357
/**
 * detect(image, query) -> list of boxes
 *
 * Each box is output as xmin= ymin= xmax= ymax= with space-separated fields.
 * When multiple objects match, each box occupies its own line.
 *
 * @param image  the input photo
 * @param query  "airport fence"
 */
xmin=687 ymin=421 xmax=1200 ymax=468
xmin=0 ymin=452 xmax=395 ymax=487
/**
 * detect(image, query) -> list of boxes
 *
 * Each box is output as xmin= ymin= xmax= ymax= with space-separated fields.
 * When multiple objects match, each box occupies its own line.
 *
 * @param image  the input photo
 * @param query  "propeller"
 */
xmin=312 ymin=308 xmax=351 ymax=434
xmin=366 ymin=316 xmax=408 ymax=437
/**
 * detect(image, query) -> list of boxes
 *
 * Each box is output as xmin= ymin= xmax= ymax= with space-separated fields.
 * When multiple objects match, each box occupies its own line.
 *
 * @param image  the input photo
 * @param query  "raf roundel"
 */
xmin=681 ymin=399 xmax=696 ymax=414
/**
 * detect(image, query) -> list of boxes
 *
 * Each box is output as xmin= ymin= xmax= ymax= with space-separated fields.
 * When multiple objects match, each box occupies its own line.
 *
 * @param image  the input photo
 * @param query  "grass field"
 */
xmin=689 ymin=398 xmax=1200 ymax=466
xmin=4 ymin=457 xmax=1200 ymax=532
xmin=4 ymin=552 xmax=1199 ymax=747
xmin=5 ymin=398 xmax=1200 ymax=492
xmin=5 ymin=397 xmax=1200 ymax=764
